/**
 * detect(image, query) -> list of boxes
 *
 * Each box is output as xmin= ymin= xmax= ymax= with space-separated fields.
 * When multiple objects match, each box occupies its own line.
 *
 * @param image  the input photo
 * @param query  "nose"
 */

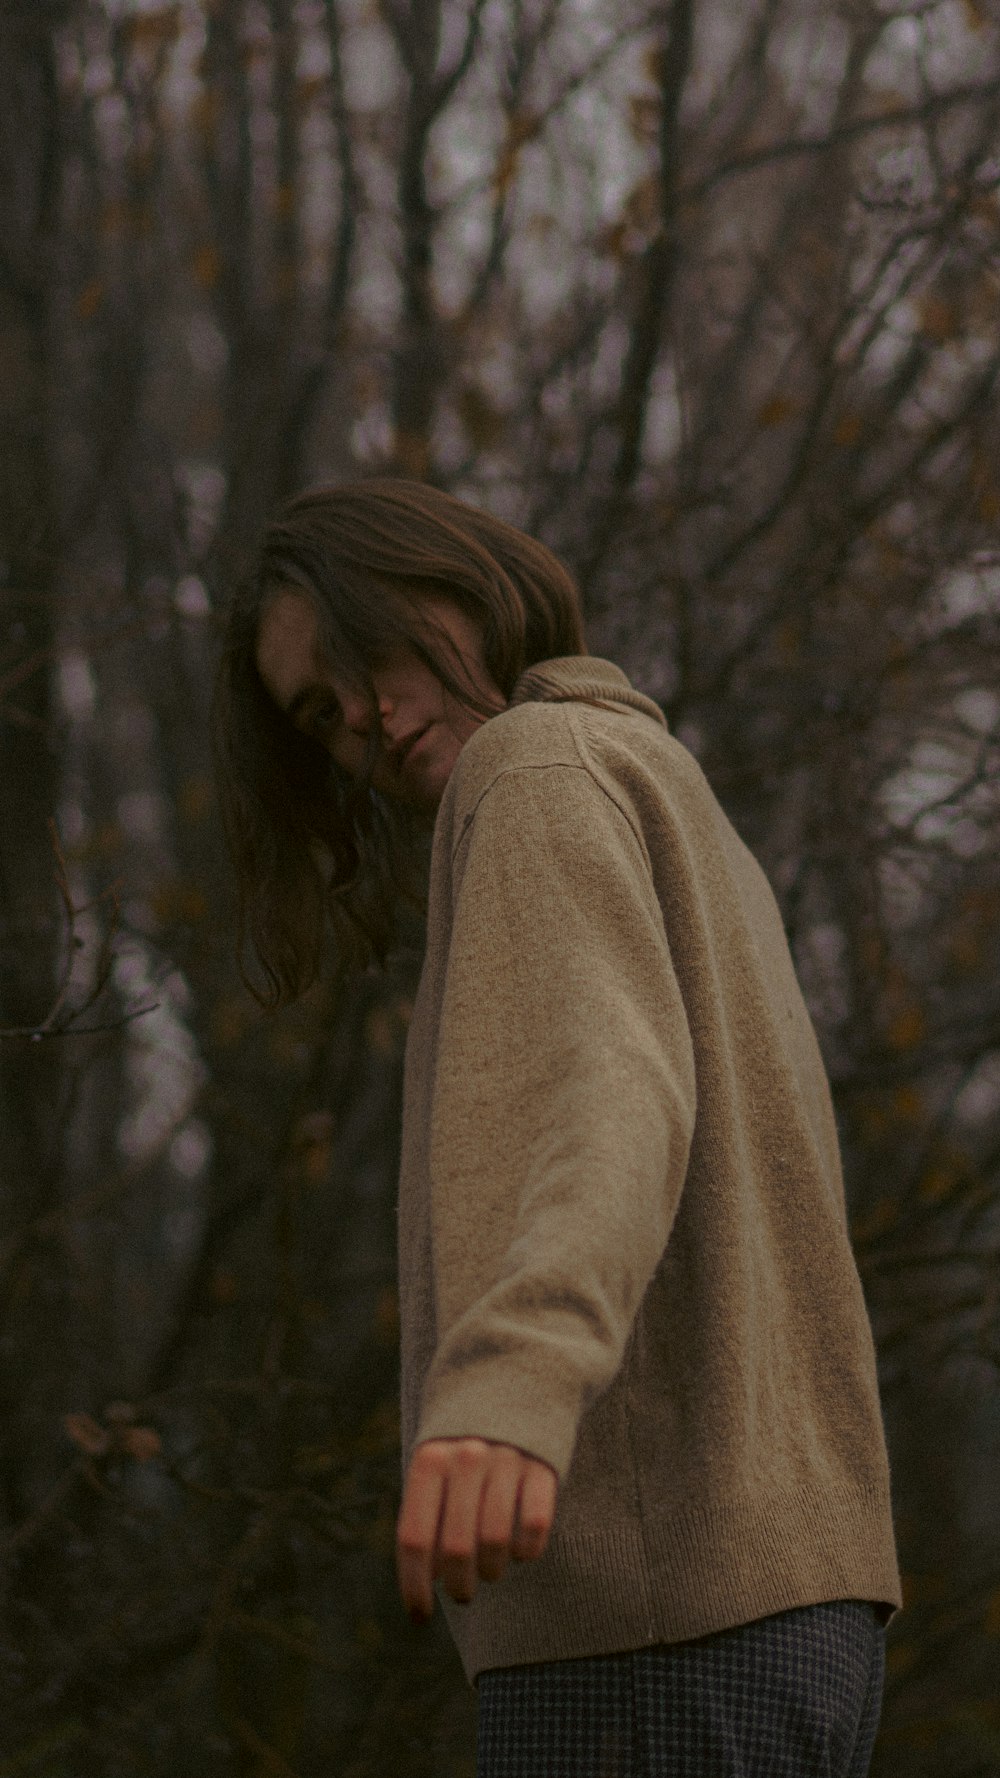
xmin=340 ymin=682 xmax=397 ymax=737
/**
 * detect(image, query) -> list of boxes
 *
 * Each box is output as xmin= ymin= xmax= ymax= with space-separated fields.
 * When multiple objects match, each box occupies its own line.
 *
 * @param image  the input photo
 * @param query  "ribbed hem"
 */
xmin=439 ymin=1481 xmax=903 ymax=1684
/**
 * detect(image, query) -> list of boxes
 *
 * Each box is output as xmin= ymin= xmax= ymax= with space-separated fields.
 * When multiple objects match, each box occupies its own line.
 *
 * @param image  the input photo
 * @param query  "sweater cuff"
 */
xmin=414 ymin=1363 xmax=581 ymax=1481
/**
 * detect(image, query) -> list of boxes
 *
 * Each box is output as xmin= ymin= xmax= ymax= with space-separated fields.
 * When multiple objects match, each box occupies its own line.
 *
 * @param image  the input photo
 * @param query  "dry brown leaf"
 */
xmin=120 ymin=1426 xmax=162 ymax=1463
xmin=64 ymin=1412 xmax=111 ymax=1458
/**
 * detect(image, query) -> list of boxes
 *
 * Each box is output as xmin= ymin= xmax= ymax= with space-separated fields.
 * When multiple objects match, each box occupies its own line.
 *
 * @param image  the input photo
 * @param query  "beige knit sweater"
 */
xmin=396 ymin=654 xmax=902 ymax=1684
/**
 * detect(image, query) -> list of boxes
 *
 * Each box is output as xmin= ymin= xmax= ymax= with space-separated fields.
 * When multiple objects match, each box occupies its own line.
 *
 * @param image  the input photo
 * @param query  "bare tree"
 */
xmin=1 ymin=1 xmax=998 ymax=1772
xmin=0 ymin=0 xmax=72 ymax=1310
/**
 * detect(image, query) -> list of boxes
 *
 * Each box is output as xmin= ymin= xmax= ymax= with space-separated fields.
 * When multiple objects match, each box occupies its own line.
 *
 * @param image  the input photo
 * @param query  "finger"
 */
xmin=396 ymin=1446 xmax=447 ymax=1621
xmin=434 ymin=1439 xmax=491 ymax=1605
xmin=475 ymin=1446 xmax=523 ymax=1583
xmin=511 ymin=1459 xmax=558 ymax=1562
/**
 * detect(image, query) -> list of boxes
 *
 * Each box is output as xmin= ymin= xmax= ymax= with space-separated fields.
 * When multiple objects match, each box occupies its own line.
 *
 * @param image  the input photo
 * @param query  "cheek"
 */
xmin=443 ymin=704 xmax=485 ymax=749
xmin=429 ymin=726 xmax=466 ymax=796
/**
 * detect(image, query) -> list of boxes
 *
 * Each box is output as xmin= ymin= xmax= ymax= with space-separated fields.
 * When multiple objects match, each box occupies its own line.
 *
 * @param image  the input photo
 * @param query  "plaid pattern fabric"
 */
xmin=476 ymin=1599 xmax=885 ymax=1778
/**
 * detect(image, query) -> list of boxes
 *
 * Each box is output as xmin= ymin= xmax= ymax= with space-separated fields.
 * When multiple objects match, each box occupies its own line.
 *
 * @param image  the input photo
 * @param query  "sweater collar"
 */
xmin=508 ymin=655 xmax=667 ymax=729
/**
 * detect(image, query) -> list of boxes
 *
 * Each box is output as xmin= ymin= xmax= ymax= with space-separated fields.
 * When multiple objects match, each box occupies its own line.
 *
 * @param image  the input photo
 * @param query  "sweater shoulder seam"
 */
xmin=449 ymin=744 xmax=648 ymax=874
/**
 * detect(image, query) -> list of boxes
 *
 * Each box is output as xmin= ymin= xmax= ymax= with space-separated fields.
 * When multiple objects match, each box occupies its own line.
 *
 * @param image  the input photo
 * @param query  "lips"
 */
xmin=395 ymin=724 xmax=430 ymax=768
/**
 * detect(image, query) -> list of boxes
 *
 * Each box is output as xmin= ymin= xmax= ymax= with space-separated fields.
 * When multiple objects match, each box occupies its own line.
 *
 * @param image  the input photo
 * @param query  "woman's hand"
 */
xmin=396 ymin=1436 xmax=558 ymax=1622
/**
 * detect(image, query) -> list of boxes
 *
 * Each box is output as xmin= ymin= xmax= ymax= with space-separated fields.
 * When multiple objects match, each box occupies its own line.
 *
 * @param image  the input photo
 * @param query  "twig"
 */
xmin=225 ymin=1611 xmax=354 ymax=1676
xmin=0 ymin=820 xmax=157 ymax=1042
xmin=0 ymin=1004 xmax=160 ymax=1042
xmin=183 ymin=1503 xmax=284 ymax=1698
xmin=2 ymin=1462 xmax=83 ymax=1558
xmin=680 ymin=79 xmax=1000 ymax=206
xmin=222 ymin=1714 xmax=302 ymax=1778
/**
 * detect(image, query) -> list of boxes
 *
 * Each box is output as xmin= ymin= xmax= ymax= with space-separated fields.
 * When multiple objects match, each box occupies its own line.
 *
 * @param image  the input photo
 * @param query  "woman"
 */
xmin=214 ymin=477 xmax=902 ymax=1778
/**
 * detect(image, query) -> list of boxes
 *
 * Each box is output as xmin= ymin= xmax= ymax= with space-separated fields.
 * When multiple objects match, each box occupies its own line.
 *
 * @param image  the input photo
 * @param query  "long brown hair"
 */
xmin=212 ymin=477 xmax=589 ymax=1005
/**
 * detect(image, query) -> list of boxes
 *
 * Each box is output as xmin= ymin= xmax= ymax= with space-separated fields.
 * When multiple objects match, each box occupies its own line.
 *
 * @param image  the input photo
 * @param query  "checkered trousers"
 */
xmin=476 ymin=1599 xmax=885 ymax=1778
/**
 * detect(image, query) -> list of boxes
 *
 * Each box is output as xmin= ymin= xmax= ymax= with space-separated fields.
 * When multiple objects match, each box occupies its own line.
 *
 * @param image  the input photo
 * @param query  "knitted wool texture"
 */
xmin=396 ymin=655 xmax=902 ymax=1684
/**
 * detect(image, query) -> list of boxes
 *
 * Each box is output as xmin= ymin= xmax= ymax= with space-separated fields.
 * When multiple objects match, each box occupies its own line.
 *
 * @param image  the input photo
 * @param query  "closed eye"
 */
xmin=307 ymin=700 xmax=341 ymax=739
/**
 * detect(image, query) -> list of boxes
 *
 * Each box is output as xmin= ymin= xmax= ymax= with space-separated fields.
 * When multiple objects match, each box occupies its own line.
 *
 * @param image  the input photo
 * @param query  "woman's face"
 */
xmin=255 ymin=587 xmax=506 ymax=814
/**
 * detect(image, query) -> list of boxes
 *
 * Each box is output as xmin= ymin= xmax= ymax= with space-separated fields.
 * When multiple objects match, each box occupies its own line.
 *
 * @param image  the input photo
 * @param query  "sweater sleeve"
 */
xmin=414 ymin=762 xmax=697 ymax=1481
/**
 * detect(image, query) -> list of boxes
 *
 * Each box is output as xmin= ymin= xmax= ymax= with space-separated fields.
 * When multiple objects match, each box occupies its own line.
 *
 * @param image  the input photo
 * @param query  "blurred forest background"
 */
xmin=1 ymin=0 xmax=999 ymax=1772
